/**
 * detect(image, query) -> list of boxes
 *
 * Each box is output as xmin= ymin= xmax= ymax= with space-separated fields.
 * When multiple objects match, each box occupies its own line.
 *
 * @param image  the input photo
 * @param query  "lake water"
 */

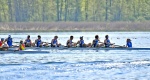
xmin=0 ymin=32 xmax=150 ymax=80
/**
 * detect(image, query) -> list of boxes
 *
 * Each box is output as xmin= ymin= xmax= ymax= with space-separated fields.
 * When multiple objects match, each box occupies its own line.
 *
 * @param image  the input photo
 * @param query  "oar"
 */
xmin=14 ymin=42 xmax=52 ymax=44
xmin=99 ymin=42 xmax=104 ymax=44
xmin=13 ymin=42 xmax=20 ymax=43
xmin=114 ymin=45 xmax=126 ymax=48
xmin=43 ymin=42 xmax=51 ymax=44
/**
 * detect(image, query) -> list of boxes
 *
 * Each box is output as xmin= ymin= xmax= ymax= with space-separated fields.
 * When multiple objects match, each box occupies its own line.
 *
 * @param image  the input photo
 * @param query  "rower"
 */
xmin=0 ymin=38 xmax=5 ymax=48
xmin=0 ymin=38 xmax=4 ymax=48
xmin=104 ymin=35 xmax=115 ymax=48
xmin=5 ymin=35 xmax=13 ymax=47
xmin=92 ymin=35 xmax=104 ymax=47
xmin=0 ymin=38 xmax=9 ymax=51
xmin=51 ymin=36 xmax=61 ymax=47
xmin=19 ymin=40 xmax=25 ymax=50
xmin=35 ymin=35 xmax=43 ymax=47
xmin=24 ymin=35 xmax=32 ymax=47
xmin=76 ymin=36 xmax=91 ymax=47
xmin=66 ymin=36 xmax=76 ymax=47
xmin=126 ymin=39 xmax=132 ymax=48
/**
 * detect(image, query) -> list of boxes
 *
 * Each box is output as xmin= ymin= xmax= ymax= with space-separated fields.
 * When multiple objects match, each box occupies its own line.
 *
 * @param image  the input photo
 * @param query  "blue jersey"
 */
xmin=67 ymin=40 xmax=72 ymax=46
xmin=51 ymin=39 xmax=58 ymax=47
xmin=36 ymin=39 xmax=42 ymax=47
xmin=79 ymin=40 xmax=84 ymax=47
xmin=52 ymin=39 xmax=57 ymax=45
xmin=25 ymin=39 xmax=31 ymax=43
xmin=105 ymin=39 xmax=110 ymax=47
xmin=127 ymin=42 xmax=132 ymax=48
xmin=7 ymin=37 xmax=12 ymax=47
xmin=93 ymin=39 xmax=99 ymax=47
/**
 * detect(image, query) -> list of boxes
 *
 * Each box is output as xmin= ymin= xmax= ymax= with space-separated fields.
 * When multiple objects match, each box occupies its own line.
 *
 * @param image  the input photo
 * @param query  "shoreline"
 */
xmin=0 ymin=30 xmax=150 ymax=33
xmin=0 ymin=22 xmax=150 ymax=32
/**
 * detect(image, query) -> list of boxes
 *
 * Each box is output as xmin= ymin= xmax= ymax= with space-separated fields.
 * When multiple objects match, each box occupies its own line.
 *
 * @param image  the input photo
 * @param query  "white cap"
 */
xmin=8 ymin=35 xmax=11 ymax=37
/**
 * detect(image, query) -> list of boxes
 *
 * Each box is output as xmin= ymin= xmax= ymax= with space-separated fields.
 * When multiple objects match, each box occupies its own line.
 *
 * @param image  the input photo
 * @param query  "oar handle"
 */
xmin=99 ymin=42 xmax=104 ymax=44
xmin=14 ymin=42 xmax=20 ymax=43
xmin=114 ymin=45 xmax=126 ymax=47
xmin=43 ymin=42 xmax=51 ymax=44
xmin=110 ymin=43 xmax=115 ymax=45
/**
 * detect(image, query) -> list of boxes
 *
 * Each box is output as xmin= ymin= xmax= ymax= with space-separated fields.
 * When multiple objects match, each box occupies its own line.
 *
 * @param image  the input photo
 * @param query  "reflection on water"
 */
xmin=0 ymin=32 xmax=150 ymax=80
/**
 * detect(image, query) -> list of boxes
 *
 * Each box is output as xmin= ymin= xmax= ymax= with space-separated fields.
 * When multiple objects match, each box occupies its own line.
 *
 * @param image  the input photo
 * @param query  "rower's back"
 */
xmin=126 ymin=39 xmax=132 ymax=48
xmin=104 ymin=35 xmax=111 ymax=47
xmin=92 ymin=35 xmax=99 ymax=47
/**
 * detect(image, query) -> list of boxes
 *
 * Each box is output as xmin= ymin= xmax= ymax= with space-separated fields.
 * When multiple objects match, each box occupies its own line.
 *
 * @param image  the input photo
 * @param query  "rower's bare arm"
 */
xmin=104 ymin=40 xmax=106 ymax=44
xmin=41 ymin=41 xmax=43 ymax=44
xmin=51 ymin=39 xmax=54 ymax=45
xmin=98 ymin=39 xmax=103 ymax=43
xmin=24 ymin=39 xmax=27 ymax=43
xmin=92 ymin=40 xmax=95 ymax=45
xmin=56 ymin=40 xmax=59 ymax=45
xmin=76 ymin=41 xmax=79 ymax=44
xmin=35 ymin=40 xmax=37 ymax=44
xmin=111 ymin=43 xmax=115 ymax=45
xmin=66 ymin=40 xmax=69 ymax=45
xmin=4 ymin=38 xmax=7 ymax=42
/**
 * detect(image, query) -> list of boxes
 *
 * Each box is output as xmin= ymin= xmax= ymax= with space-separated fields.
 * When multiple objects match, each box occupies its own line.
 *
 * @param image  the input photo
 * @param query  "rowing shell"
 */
xmin=0 ymin=47 xmax=150 ymax=54
xmin=8 ymin=47 xmax=150 ymax=50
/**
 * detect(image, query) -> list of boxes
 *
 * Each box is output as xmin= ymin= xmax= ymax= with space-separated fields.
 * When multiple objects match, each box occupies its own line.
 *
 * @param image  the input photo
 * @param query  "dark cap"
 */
xmin=80 ymin=36 xmax=83 ymax=39
xmin=38 ymin=35 xmax=41 ymax=37
xmin=105 ymin=35 xmax=109 ymax=39
xmin=70 ymin=36 xmax=73 ymax=38
xmin=55 ymin=36 xmax=58 ymax=38
xmin=127 ymin=38 xmax=131 ymax=42
xmin=95 ymin=35 xmax=99 ymax=39
xmin=27 ymin=35 xmax=30 ymax=38
xmin=20 ymin=40 xmax=23 ymax=44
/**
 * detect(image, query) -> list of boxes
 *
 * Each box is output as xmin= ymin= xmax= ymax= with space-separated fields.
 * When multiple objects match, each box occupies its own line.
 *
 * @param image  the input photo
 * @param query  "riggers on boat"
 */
xmin=0 ymin=47 xmax=150 ymax=54
xmin=4 ymin=47 xmax=150 ymax=51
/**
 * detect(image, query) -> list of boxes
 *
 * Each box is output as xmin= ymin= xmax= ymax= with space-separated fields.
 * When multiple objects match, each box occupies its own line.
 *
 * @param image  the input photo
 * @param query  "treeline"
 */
xmin=0 ymin=0 xmax=150 ymax=22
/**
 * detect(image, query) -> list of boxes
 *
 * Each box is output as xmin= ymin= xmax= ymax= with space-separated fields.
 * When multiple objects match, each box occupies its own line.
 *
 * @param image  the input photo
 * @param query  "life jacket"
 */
xmin=37 ymin=39 xmax=42 ymax=47
xmin=79 ymin=40 xmax=84 ymax=47
xmin=127 ymin=42 xmax=132 ymax=48
xmin=93 ymin=39 xmax=99 ymax=47
xmin=105 ymin=39 xmax=110 ymax=47
xmin=19 ymin=44 xmax=25 ymax=50
xmin=7 ymin=37 xmax=12 ymax=47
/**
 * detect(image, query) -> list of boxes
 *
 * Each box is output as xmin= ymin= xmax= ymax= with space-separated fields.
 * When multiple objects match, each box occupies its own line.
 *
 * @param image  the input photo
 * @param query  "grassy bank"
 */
xmin=0 ymin=22 xmax=150 ymax=32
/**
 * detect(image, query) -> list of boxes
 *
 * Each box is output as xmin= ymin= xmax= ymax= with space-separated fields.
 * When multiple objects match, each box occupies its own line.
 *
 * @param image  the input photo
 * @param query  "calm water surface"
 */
xmin=0 ymin=32 xmax=150 ymax=80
